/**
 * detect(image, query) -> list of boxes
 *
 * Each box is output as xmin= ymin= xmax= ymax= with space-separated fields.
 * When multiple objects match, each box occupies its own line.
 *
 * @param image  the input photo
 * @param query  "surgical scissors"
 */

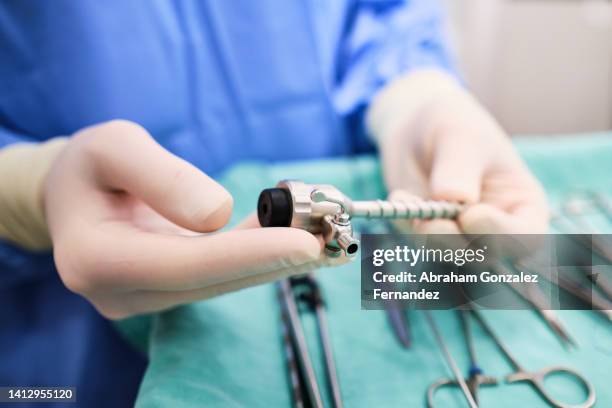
xmin=427 ymin=310 xmax=497 ymax=407
xmin=471 ymin=309 xmax=596 ymax=408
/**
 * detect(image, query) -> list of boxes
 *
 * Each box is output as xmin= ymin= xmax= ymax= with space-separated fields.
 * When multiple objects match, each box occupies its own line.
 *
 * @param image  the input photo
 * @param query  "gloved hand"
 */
xmin=44 ymin=120 xmax=338 ymax=319
xmin=367 ymin=69 xmax=549 ymax=234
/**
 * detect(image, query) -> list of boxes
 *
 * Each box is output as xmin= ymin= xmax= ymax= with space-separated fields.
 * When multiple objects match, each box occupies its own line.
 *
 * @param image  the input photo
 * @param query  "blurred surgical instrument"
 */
xmin=589 ymin=192 xmax=612 ymax=225
xmin=553 ymin=195 xmax=612 ymax=263
xmin=519 ymin=261 xmax=612 ymax=322
xmin=427 ymin=310 xmax=497 ymax=407
xmin=359 ymin=221 xmax=413 ymax=349
xmin=582 ymin=265 xmax=612 ymax=301
xmin=550 ymin=196 xmax=612 ymax=303
xmin=278 ymin=275 xmax=343 ymax=408
xmin=550 ymin=273 xmax=612 ymax=321
xmin=471 ymin=309 xmax=596 ymax=408
xmin=550 ymin=217 xmax=612 ymax=264
xmin=561 ymin=196 xmax=600 ymax=233
xmin=385 ymin=300 xmax=411 ymax=349
xmin=494 ymin=263 xmax=577 ymax=348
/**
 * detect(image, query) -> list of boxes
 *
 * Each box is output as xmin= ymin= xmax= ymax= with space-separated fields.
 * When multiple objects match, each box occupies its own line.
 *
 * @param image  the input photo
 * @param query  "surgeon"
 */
xmin=0 ymin=1 xmax=548 ymax=406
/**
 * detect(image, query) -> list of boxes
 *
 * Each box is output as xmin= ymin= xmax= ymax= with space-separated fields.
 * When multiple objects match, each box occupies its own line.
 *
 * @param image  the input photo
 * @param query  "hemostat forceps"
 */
xmin=471 ymin=309 xmax=596 ymax=408
xmin=258 ymin=180 xmax=462 ymax=257
xmin=278 ymin=274 xmax=343 ymax=408
xmin=427 ymin=310 xmax=497 ymax=408
xmin=425 ymin=311 xmax=479 ymax=408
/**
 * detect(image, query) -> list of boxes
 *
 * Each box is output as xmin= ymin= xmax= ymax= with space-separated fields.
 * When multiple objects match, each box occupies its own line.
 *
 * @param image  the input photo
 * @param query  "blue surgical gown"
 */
xmin=0 ymin=1 xmax=455 ymax=406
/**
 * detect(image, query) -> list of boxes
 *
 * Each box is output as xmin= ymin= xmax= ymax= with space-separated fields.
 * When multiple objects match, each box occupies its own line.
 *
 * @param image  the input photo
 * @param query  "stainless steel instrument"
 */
xmin=258 ymin=180 xmax=462 ymax=257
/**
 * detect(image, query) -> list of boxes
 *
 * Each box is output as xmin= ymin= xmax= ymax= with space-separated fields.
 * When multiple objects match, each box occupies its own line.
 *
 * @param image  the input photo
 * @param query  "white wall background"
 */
xmin=443 ymin=0 xmax=612 ymax=135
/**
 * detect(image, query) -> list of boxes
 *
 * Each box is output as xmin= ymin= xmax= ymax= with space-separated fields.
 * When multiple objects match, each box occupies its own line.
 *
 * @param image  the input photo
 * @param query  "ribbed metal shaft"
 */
xmin=350 ymin=200 xmax=463 ymax=220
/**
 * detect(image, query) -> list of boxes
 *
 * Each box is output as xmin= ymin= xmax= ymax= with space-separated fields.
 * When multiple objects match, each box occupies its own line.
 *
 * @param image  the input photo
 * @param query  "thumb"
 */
xmin=428 ymin=131 xmax=486 ymax=204
xmin=79 ymin=120 xmax=232 ymax=232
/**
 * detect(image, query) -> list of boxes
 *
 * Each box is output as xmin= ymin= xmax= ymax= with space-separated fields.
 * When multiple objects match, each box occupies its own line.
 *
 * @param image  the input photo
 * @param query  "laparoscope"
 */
xmin=257 ymin=180 xmax=463 ymax=257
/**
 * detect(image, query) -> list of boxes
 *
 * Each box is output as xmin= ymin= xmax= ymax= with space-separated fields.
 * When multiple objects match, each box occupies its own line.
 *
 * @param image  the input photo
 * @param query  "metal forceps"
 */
xmin=471 ymin=310 xmax=596 ymax=408
xmin=427 ymin=310 xmax=497 ymax=408
xmin=278 ymin=274 xmax=343 ymax=408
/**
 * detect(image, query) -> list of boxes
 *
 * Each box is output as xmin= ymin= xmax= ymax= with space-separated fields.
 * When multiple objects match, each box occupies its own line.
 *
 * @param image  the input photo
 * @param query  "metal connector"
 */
xmin=257 ymin=180 xmax=463 ymax=258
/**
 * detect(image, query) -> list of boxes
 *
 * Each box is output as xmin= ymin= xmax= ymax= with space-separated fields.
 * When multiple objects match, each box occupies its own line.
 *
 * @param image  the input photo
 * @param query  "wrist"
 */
xmin=0 ymin=137 xmax=68 ymax=250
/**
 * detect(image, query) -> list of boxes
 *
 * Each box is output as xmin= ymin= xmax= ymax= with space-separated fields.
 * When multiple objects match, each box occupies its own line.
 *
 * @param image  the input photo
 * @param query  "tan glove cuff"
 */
xmin=0 ymin=138 xmax=68 ymax=250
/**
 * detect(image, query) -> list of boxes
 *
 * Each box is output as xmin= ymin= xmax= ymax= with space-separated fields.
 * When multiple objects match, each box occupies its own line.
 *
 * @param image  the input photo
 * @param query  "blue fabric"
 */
xmin=0 ymin=269 xmax=147 ymax=408
xmin=0 ymin=1 xmax=455 ymax=407
xmin=0 ymin=0 xmax=454 ymax=170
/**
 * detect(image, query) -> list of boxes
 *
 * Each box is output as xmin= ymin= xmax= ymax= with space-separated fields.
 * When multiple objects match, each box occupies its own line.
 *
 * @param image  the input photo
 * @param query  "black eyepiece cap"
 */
xmin=258 ymin=188 xmax=293 ymax=227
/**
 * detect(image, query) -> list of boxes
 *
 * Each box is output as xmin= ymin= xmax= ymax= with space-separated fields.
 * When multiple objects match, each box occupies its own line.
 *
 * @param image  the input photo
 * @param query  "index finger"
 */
xmin=83 ymin=224 xmax=323 ymax=292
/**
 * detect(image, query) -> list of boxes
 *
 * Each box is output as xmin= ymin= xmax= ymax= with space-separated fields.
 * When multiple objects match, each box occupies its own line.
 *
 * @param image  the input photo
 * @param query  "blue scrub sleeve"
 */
xmin=0 ymin=126 xmax=56 ymax=287
xmin=334 ymin=0 xmax=457 ymax=150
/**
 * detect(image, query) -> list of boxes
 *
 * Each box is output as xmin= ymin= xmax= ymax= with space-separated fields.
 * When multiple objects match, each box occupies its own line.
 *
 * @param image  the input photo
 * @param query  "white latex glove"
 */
xmin=44 ymin=120 xmax=340 ymax=319
xmin=367 ymin=69 xmax=549 ymax=234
